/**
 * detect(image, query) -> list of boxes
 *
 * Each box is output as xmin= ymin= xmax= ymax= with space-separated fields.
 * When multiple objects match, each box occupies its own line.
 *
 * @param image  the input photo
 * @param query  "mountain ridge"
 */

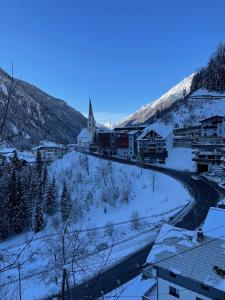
xmin=0 ymin=68 xmax=87 ymax=149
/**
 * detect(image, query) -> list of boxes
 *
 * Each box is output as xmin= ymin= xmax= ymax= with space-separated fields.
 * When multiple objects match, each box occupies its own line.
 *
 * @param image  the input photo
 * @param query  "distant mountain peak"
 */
xmin=120 ymin=73 xmax=195 ymax=126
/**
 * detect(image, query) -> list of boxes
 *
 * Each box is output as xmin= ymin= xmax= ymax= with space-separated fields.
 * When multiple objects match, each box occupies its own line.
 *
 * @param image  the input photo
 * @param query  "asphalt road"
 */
xmin=53 ymin=153 xmax=224 ymax=299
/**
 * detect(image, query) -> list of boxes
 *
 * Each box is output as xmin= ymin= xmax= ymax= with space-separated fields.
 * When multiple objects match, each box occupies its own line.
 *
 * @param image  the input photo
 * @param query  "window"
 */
xmin=169 ymin=286 xmax=179 ymax=298
xmin=169 ymin=271 xmax=176 ymax=278
xmin=201 ymin=284 xmax=209 ymax=291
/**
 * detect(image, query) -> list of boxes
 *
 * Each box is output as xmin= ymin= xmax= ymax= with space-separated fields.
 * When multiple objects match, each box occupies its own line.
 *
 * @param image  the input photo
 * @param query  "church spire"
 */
xmin=87 ymin=98 xmax=96 ymax=142
xmin=88 ymin=98 xmax=95 ymax=121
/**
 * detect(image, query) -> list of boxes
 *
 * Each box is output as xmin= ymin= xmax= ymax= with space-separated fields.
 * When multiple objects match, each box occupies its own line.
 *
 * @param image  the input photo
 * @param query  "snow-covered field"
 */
xmin=162 ymin=147 xmax=195 ymax=172
xmin=0 ymin=152 xmax=192 ymax=299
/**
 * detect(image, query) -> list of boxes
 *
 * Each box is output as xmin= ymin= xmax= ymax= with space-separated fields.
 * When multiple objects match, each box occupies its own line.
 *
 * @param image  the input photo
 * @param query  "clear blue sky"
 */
xmin=1 ymin=0 xmax=225 ymax=124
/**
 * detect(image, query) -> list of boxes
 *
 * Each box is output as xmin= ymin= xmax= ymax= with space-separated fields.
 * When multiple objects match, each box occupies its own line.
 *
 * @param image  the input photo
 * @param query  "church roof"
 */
xmin=77 ymin=128 xmax=92 ymax=143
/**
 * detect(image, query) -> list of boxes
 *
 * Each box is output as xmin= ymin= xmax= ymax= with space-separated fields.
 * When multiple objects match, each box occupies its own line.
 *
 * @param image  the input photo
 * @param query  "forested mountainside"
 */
xmin=0 ymin=68 xmax=86 ymax=148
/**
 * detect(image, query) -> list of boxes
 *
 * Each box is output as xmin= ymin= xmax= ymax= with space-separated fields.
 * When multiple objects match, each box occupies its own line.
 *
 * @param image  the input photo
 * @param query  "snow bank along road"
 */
xmin=49 ymin=152 xmax=223 ymax=300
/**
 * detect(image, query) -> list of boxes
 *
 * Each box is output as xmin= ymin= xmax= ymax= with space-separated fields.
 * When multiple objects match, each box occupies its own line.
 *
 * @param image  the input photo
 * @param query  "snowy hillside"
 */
xmin=0 ymin=152 xmax=192 ymax=299
xmin=120 ymin=79 xmax=225 ymax=131
xmin=50 ymin=151 xmax=191 ymax=227
xmin=120 ymin=45 xmax=225 ymax=129
xmin=120 ymin=73 xmax=195 ymax=126
xmin=162 ymin=89 xmax=225 ymax=128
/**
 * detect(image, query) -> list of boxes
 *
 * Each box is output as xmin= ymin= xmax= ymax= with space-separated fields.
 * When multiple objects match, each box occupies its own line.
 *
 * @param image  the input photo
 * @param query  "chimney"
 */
xmin=197 ymin=228 xmax=204 ymax=242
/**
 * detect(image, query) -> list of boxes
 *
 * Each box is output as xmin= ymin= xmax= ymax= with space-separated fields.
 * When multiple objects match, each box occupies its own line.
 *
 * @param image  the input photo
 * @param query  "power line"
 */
xmin=2 ymin=221 xmax=225 ymax=294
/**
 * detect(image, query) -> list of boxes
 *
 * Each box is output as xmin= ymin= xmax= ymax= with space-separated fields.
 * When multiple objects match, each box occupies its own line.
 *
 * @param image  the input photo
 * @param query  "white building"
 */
xmin=200 ymin=116 xmax=225 ymax=138
xmin=143 ymin=223 xmax=225 ymax=300
xmin=202 ymin=207 xmax=225 ymax=238
xmin=77 ymin=100 xmax=96 ymax=150
xmin=32 ymin=141 xmax=67 ymax=161
xmin=137 ymin=123 xmax=173 ymax=162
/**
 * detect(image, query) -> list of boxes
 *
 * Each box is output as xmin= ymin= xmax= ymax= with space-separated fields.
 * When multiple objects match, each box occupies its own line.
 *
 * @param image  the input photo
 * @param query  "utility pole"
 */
xmin=18 ymin=262 xmax=22 ymax=300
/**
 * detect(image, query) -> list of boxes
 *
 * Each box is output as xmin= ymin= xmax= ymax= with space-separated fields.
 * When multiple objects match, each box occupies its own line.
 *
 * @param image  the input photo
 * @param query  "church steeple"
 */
xmin=88 ymin=98 xmax=95 ymax=122
xmin=87 ymin=98 xmax=96 ymax=142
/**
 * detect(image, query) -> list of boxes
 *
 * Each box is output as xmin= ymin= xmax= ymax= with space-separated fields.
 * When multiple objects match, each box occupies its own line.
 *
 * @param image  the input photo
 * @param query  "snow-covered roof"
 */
xmin=137 ymin=122 xmax=173 ymax=140
xmin=128 ymin=130 xmax=140 ymax=135
xmin=32 ymin=141 xmax=65 ymax=150
xmin=200 ymin=115 xmax=225 ymax=123
xmin=0 ymin=147 xmax=16 ymax=154
xmin=77 ymin=128 xmax=92 ymax=143
xmin=203 ymin=207 xmax=225 ymax=239
xmin=0 ymin=148 xmax=35 ymax=163
xmin=17 ymin=151 xmax=36 ymax=163
xmin=192 ymin=89 xmax=225 ymax=98
xmin=147 ymin=224 xmax=225 ymax=292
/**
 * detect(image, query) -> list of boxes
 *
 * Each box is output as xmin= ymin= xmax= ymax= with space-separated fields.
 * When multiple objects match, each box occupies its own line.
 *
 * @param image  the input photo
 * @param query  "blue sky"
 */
xmin=1 ymin=0 xmax=225 ymax=124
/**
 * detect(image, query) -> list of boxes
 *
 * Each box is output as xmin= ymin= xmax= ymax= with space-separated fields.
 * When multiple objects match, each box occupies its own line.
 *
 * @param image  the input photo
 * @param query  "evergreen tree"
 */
xmin=191 ymin=43 xmax=225 ymax=92
xmin=35 ymin=149 xmax=43 ymax=177
xmin=5 ymin=170 xmax=29 ymax=235
xmin=11 ymin=151 xmax=24 ymax=172
xmin=39 ymin=164 xmax=49 ymax=204
xmin=60 ymin=183 xmax=72 ymax=222
xmin=34 ymin=200 xmax=44 ymax=232
xmin=45 ymin=177 xmax=57 ymax=216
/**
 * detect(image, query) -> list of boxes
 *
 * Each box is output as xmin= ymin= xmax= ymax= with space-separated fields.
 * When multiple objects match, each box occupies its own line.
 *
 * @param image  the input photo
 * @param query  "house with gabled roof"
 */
xmin=142 ymin=223 xmax=225 ymax=300
xmin=137 ymin=123 xmax=173 ymax=162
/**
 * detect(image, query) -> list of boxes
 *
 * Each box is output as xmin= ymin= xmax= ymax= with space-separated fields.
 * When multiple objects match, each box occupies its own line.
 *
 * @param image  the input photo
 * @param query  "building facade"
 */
xmin=137 ymin=124 xmax=173 ymax=163
xmin=173 ymin=125 xmax=201 ymax=147
xmin=114 ymin=126 xmax=145 ymax=159
xmin=191 ymin=116 xmax=225 ymax=173
xmin=200 ymin=116 xmax=225 ymax=138
xmin=97 ymin=131 xmax=116 ymax=156
xmin=143 ymin=224 xmax=225 ymax=300
xmin=32 ymin=141 xmax=67 ymax=161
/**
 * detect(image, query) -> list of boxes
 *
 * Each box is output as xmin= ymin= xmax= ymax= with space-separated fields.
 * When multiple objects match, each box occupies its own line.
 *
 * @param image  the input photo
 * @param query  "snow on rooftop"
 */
xmin=77 ymin=128 xmax=92 ymax=142
xmin=147 ymin=223 xmax=225 ymax=291
xmin=202 ymin=207 xmax=225 ymax=240
xmin=137 ymin=122 xmax=173 ymax=140
xmin=191 ymin=89 xmax=225 ymax=98
xmin=32 ymin=140 xmax=65 ymax=150
xmin=0 ymin=147 xmax=16 ymax=154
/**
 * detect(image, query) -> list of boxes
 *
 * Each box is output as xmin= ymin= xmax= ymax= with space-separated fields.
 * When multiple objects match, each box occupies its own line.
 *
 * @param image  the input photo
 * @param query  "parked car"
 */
xmin=191 ymin=175 xmax=200 ymax=181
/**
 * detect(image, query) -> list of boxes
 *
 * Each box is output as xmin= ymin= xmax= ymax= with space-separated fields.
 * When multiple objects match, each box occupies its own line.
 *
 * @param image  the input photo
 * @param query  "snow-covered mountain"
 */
xmin=120 ymin=44 xmax=225 ymax=129
xmin=120 ymin=73 xmax=195 ymax=126
xmin=0 ymin=68 xmax=87 ymax=148
xmin=103 ymin=121 xmax=116 ymax=129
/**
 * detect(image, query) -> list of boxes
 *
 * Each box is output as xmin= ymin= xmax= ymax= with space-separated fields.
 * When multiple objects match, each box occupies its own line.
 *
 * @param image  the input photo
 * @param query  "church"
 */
xmin=77 ymin=100 xmax=97 ymax=150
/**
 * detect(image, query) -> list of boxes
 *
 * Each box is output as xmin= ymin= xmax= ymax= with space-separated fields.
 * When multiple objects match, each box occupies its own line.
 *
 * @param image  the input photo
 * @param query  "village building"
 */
xmin=202 ymin=207 xmax=225 ymax=238
xmin=114 ymin=125 xmax=145 ymax=159
xmin=32 ymin=141 xmax=67 ymax=161
xmin=142 ymin=223 xmax=225 ymax=300
xmin=173 ymin=125 xmax=201 ymax=147
xmin=97 ymin=130 xmax=116 ymax=156
xmin=77 ymin=100 xmax=97 ymax=151
xmin=191 ymin=116 xmax=225 ymax=173
xmin=192 ymin=138 xmax=225 ymax=173
xmin=0 ymin=147 xmax=35 ymax=163
xmin=200 ymin=115 xmax=225 ymax=138
xmin=220 ymin=149 xmax=225 ymax=175
xmin=137 ymin=123 xmax=173 ymax=163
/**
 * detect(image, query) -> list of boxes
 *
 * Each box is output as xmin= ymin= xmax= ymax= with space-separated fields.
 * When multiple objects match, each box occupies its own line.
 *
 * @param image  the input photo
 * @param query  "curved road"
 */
xmin=53 ymin=153 xmax=224 ymax=299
